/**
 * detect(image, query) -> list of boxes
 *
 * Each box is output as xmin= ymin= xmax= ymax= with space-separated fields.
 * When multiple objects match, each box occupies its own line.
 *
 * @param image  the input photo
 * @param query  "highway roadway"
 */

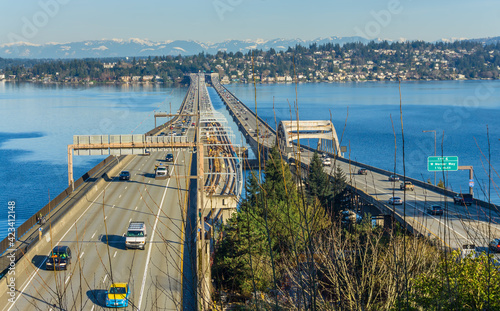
xmin=6 ymin=76 xmax=202 ymax=310
xmin=6 ymin=148 xmax=192 ymax=310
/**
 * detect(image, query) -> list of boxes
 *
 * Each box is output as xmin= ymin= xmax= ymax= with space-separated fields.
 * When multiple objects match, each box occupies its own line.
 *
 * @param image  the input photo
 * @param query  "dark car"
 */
xmin=165 ymin=153 xmax=174 ymax=162
xmin=358 ymin=168 xmax=368 ymax=175
xmin=427 ymin=205 xmax=444 ymax=215
xmin=453 ymin=193 xmax=473 ymax=206
xmin=119 ymin=171 xmax=130 ymax=180
xmin=489 ymin=239 xmax=500 ymax=253
xmin=388 ymin=175 xmax=400 ymax=182
xmin=46 ymin=246 xmax=72 ymax=270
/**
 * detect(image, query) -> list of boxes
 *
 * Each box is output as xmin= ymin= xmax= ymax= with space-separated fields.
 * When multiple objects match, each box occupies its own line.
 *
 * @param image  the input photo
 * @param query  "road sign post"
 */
xmin=427 ymin=156 xmax=458 ymax=172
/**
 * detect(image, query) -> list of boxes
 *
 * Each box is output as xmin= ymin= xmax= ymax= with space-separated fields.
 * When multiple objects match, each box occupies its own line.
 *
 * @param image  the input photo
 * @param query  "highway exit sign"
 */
xmin=427 ymin=156 xmax=458 ymax=171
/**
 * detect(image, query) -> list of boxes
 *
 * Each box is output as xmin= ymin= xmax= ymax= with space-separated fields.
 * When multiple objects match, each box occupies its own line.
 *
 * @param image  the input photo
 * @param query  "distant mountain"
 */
xmin=0 ymin=36 xmax=381 ymax=59
xmin=467 ymin=36 xmax=500 ymax=45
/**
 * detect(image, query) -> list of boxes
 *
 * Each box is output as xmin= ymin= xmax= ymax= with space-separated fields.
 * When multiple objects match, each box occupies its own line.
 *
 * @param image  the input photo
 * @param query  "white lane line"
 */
xmin=112 ymin=205 xmax=115 ymax=209
xmin=138 ymin=150 xmax=180 ymax=309
xmin=103 ymin=274 xmax=108 ymax=283
xmin=80 ymin=252 xmax=85 ymax=259
xmin=113 ymin=251 xmax=117 ymax=258
xmin=406 ymin=201 xmax=469 ymax=241
xmin=135 ymin=206 xmax=138 ymax=210
xmin=148 ymin=180 xmax=151 ymax=183
xmin=105 ymin=216 xmax=108 ymax=220
xmin=6 ymin=178 xmax=117 ymax=311
xmin=91 ymin=231 xmax=96 ymax=239
xmin=65 ymin=275 xmax=71 ymax=284
xmin=125 ymin=186 xmax=128 ymax=190
xmin=91 ymin=306 xmax=95 ymax=311
xmin=129 ymin=218 xmax=132 ymax=223
xmin=119 ymin=195 xmax=122 ymax=198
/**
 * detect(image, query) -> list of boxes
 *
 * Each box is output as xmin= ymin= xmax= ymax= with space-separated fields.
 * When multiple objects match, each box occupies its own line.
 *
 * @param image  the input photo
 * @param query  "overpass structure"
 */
xmin=0 ymin=73 xmax=240 ymax=310
xmin=209 ymin=73 xmax=500 ymax=255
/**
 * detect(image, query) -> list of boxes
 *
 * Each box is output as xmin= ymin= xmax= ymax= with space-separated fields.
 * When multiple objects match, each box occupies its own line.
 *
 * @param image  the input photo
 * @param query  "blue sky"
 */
xmin=0 ymin=0 xmax=499 ymax=45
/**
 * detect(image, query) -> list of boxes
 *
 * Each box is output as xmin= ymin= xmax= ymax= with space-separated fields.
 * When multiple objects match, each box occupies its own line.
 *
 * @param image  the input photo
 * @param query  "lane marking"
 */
xmin=135 ymin=206 xmax=138 ymax=210
xmin=80 ymin=252 xmax=84 ymax=259
xmin=65 ymin=275 xmax=71 ymax=284
xmin=91 ymin=231 xmax=96 ymax=239
xmin=112 ymin=205 xmax=115 ymax=209
xmin=125 ymin=186 xmax=128 ymax=190
xmin=119 ymin=195 xmax=122 ymax=198
xmin=105 ymin=216 xmax=107 ymax=220
xmin=138 ymin=150 xmax=180 ymax=309
xmin=103 ymin=274 xmax=108 ymax=283
xmin=113 ymin=251 xmax=117 ymax=258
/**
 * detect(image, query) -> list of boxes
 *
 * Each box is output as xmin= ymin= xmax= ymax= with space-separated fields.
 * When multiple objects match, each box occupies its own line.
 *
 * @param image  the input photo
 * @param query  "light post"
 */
xmin=423 ymin=130 xmax=437 ymax=185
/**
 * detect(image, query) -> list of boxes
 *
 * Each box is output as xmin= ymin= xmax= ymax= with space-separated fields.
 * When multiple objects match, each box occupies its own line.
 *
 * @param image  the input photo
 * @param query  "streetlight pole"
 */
xmin=423 ymin=130 xmax=436 ymax=185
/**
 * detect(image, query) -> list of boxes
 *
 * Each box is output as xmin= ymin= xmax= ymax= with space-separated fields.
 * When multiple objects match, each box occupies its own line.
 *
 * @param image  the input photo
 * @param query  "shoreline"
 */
xmin=0 ymin=77 xmax=497 ymax=86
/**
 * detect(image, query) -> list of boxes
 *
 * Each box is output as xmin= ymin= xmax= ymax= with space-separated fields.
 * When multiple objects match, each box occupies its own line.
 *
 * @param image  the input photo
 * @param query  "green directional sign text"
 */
xmin=427 ymin=156 xmax=458 ymax=171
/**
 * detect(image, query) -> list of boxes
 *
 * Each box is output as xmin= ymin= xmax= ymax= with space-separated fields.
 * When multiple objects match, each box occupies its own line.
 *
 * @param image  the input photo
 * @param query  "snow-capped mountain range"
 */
xmin=1 ymin=36 xmax=498 ymax=59
xmin=0 ymin=36 xmax=382 ymax=59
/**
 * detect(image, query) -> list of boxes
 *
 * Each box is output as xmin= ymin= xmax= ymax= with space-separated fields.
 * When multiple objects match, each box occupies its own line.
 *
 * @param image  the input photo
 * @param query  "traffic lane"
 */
xmin=9 ymin=152 xmax=179 ymax=310
xmin=135 ymin=150 xmax=190 ymax=310
xmin=344 ymin=162 xmax=495 ymax=248
xmin=67 ymin=150 xmax=187 ymax=310
xmin=323 ymin=160 xmax=471 ymax=245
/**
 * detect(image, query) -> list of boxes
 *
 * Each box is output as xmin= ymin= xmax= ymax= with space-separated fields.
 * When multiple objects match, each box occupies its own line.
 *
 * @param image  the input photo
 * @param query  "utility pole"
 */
xmin=423 ymin=130 xmax=437 ymax=185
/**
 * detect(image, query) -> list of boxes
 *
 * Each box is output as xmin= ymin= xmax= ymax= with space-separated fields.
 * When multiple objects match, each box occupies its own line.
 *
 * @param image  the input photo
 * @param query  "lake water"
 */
xmin=1 ymin=80 xmax=499 ymax=238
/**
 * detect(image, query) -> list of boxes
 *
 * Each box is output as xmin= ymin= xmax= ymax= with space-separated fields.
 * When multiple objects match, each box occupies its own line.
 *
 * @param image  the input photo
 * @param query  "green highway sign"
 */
xmin=427 ymin=156 xmax=458 ymax=171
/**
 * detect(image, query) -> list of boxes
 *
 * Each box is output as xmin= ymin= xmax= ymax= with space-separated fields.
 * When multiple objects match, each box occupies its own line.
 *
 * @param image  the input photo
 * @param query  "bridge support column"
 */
xmin=384 ymin=215 xmax=394 ymax=231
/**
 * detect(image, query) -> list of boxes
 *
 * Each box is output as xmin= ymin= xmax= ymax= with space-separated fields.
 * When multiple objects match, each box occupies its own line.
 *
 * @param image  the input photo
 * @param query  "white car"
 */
xmin=388 ymin=197 xmax=403 ymax=205
xmin=322 ymin=158 xmax=332 ymax=166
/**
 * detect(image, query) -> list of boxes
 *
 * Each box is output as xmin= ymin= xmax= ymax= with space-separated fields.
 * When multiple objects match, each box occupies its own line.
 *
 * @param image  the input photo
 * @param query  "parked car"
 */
xmin=389 ymin=175 xmax=400 ymax=182
xmin=106 ymin=283 xmax=130 ymax=307
xmin=489 ymin=239 xmax=500 ymax=253
xmin=165 ymin=153 xmax=174 ymax=162
xmin=388 ymin=197 xmax=403 ymax=205
xmin=358 ymin=168 xmax=368 ymax=175
xmin=322 ymin=158 xmax=332 ymax=166
xmin=119 ymin=171 xmax=130 ymax=180
xmin=427 ymin=205 xmax=444 ymax=215
xmin=46 ymin=246 xmax=72 ymax=270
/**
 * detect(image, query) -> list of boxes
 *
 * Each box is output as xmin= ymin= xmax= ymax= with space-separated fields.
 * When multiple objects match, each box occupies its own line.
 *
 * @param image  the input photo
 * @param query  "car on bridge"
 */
xmin=322 ymin=158 xmax=332 ymax=166
xmin=106 ymin=283 xmax=130 ymax=307
xmin=119 ymin=171 xmax=130 ymax=181
xmin=426 ymin=205 xmax=444 ymax=215
xmin=388 ymin=175 xmax=400 ymax=182
xmin=388 ymin=197 xmax=403 ymax=205
xmin=400 ymin=181 xmax=414 ymax=191
xmin=453 ymin=193 xmax=473 ymax=206
xmin=489 ymin=239 xmax=500 ymax=253
xmin=165 ymin=153 xmax=174 ymax=162
xmin=46 ymin=246 xmax=72 ymax=270
xmin=358 ymin=168 xmax=368 ymax=175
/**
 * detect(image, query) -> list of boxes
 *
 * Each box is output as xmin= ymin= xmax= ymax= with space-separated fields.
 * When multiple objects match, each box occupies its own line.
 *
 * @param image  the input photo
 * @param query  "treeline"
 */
xmin=2 ymin=40 xmax=500 ymax=82
xmin=211 ymin=148 xmax=500 ymax=309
